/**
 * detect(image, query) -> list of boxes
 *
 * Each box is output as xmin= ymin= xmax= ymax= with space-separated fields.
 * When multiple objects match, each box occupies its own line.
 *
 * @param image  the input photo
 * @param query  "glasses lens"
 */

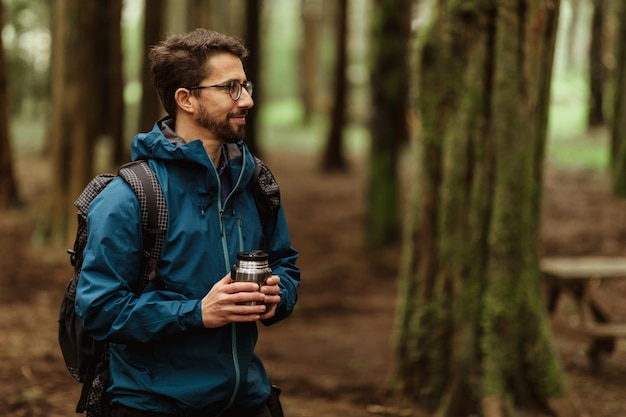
xmin=244 ymin=81 xmax=254 ymax=97
xmin=227 ymin=82 xmax=254 ymax=100
xmin=229 ymin=82 xmax=241 ymax=101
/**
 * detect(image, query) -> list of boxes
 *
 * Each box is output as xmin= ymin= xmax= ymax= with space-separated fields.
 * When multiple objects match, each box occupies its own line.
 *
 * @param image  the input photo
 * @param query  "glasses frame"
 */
xmin=187 ymin=80 xmax=254 ymax=101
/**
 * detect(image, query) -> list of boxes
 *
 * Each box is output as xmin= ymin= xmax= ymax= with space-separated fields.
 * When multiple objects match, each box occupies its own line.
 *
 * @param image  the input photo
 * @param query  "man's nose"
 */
xmin=237 ymin=88 xmax=254 ymax=108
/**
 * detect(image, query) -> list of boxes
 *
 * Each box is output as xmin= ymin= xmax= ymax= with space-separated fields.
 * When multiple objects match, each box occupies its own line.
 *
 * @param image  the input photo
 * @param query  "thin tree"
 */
xmin=185 ymin=0 xmax=246 ymax=37
xmin=565 ymin=0 xmax=581 ymax=69
xmin=187 ymin=0 xmax=211 ymax=29
xmin=244 ymin=0 xmax=262 ymax=156
xmin=365 ymin=0 xmax=411 ymax=247
xmin=102 ymin=0 xmax=126 ymax=166
xmin=0 ymin=0 xmax=20 ymax=208
xmin=588 ymin=0 xmax=606 ymax=128
xmin=392 ymin=2 xmax=584 ymax=416
xmin=610 ymin=0 xmax=626 ymax=196
xmin=139 ymin=0 xmax=166 ymax=133
xmin=322 ymin=0 xmax=348 ymax=171
xmin=299 ymin=0 xmax=323 ymax=124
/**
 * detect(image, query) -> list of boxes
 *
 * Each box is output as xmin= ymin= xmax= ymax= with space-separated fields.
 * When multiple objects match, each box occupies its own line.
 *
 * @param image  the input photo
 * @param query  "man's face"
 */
xmin=191 ymin=53 xmax=254 ymax=143
xmin=196 ymin=100 xmax=245 ymax=143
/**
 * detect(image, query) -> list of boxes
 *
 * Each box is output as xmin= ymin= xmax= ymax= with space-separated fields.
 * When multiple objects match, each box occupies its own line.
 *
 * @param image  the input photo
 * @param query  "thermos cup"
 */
xmin=231 ymin=251 xmax=272 ymax=305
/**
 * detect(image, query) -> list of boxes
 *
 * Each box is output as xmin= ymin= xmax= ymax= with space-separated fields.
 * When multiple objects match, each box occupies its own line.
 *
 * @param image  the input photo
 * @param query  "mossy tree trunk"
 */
xmin=392 ymin=2 xmax=583 ymax=416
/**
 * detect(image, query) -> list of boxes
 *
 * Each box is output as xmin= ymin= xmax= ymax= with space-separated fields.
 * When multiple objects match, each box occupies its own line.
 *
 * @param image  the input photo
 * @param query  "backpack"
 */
xmin=58 ymin=160 xmax=167 ymax=417
xmin=58 ymin=157 xmax=280 ymax=417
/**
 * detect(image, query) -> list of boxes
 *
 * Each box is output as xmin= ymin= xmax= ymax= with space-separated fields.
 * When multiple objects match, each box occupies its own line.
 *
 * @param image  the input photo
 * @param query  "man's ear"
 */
xmin=174 ymin=88 xmax=195 ymax=114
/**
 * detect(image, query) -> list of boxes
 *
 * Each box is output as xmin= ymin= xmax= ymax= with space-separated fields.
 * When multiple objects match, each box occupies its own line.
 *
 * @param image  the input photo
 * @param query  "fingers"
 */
xmin=259 ymin=301 xmax=279 ymax=320
xmin=201 ymin=278 xmax=266 ymax=328
xmin=219 ymin=273 xmax=263 ymax=295
xmin=258 ymin=275 xmax=281 ymax=320
xmin=260 ymin=275 xmax=280 ymax=295
xmin=201 ymin=275 xmax=282 ymax=328
xmin=201 ymin=295 xmax=266 ymax=328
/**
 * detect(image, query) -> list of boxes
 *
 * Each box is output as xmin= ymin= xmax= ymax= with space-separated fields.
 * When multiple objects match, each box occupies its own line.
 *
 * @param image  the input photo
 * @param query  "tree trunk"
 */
xmin=185 ymin=0 xmax=246 ymax=37
xmin=565 ymin=0 xmax=580 ymax=69
xmin=322 ymin=0 xmax=348 ymax=171
xmin=365 ymin=0 xmax=411 ymax=247
xmin=187 ymin=0 xmax=211 ymax=29
xmin=244 ymin=0 xmax=262 ymax=157
xmin=610 ymin=0 xmax=626 ymax=196
xmin=393 ymin=2 xmax=582 ymax=416
xmin=104 ymin=0 xmax=126 ymax=166
xmin=0 ymin=0 xmax=20 ymax=208
xmin=588 ymin=0 xmax=606 ymax=128
xmin=82 ymin=0 xmax=122 ymax=168
xmin=139 ymin=0 xmax=165 ymax=133
xmin=602 ymin=0 xmax=618 ymax=122
xmin=44 ymin=0 xmax=100 ymax=243
xmin=299 ymin=0 xmax=322 ymax=124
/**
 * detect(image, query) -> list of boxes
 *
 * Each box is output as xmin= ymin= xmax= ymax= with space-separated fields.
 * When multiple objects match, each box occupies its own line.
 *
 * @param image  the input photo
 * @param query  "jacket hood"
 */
xmin=130 ymin=117 xmax=215 ymax=169
xmin=130 ymin=116 xmax=257 ymax=191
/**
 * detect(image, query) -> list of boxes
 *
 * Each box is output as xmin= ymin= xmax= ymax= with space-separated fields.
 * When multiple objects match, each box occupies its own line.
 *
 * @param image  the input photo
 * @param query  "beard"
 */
xmin=196 ymin=103 xmax=246 ymax=143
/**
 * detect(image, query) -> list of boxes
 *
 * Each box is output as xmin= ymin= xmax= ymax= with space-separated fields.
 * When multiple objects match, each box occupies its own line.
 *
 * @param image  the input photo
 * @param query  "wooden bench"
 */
xmin=541 ymin=257 xmax=626 ymax=371
xmin=578 ymin=323 xmax=626 ymax=338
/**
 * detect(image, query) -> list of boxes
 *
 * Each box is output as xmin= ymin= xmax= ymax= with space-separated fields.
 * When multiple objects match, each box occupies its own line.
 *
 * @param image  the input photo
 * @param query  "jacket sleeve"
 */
xmin=75 ymin=178 xmax=204 ymax=344
xmin=261 ymin=204 xmax=301 ymax=326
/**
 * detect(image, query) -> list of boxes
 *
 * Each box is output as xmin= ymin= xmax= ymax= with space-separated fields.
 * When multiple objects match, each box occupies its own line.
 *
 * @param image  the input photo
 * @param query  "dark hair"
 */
xmin=148 ymin=28 xmax=248 ymax=119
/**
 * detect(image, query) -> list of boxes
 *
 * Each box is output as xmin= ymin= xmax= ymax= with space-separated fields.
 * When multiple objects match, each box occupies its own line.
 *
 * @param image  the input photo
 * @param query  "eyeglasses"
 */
xmin=187 ymin=80 xmax=254 ymax=101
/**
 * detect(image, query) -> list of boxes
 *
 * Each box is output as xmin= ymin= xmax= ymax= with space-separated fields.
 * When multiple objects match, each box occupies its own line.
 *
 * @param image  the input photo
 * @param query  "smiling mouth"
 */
xmin=230 ymin=112 xmax=247 ymax=123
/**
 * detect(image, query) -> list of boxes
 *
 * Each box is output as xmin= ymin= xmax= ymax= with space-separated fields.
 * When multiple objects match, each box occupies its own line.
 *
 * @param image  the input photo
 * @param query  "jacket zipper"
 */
xmin=215 ymin=151 xmax=250 ymax=415
xmin=216 ymin=203 xmax=241 ymax=416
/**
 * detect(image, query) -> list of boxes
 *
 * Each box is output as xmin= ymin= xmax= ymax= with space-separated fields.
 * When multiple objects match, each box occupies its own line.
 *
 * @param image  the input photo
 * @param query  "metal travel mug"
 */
xmin=231 ymin=251 xmax=272 ymax=305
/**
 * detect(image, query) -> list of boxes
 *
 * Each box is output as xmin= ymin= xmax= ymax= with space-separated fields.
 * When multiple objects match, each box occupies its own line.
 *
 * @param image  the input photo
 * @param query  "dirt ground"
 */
xmin=1 ymin=151 xmax=626 ymax=417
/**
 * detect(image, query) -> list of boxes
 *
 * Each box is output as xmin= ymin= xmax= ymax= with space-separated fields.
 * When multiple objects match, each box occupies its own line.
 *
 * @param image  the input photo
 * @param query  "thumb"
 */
xmin=221 ymin=272 xmax=233 ymax=284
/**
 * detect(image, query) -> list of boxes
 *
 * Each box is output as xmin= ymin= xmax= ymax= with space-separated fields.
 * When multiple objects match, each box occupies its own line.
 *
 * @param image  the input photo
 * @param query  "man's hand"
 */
xmin=201 ymin=274 xmax=267 ymax=328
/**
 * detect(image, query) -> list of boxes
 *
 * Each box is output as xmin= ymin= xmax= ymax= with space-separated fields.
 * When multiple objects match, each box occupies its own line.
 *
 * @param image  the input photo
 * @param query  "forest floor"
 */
xmin=1 ymin=150 xmax=625 ymax=417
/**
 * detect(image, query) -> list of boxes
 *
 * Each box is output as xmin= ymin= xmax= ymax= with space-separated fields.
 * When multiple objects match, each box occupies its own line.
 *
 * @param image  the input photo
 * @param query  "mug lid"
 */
xmin=237 ymin=250 xmax=269 ymax=261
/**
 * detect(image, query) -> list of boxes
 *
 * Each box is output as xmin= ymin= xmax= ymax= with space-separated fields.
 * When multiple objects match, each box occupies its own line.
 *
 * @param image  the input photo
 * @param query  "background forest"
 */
xmin=1 ymin=0 xmax=626 ymax=417
xmin=0 ymin=0 xmax=616 ymax=198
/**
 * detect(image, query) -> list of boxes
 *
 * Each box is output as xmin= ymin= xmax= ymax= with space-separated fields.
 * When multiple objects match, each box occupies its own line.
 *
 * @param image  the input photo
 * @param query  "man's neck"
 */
xmin=175 ymin=124 xmax=222 ymax=167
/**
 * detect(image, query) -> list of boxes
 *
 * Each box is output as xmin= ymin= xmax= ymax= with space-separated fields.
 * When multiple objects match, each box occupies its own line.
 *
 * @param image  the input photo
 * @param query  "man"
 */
xmin=76 ymin=29 xmax=300 ymax=417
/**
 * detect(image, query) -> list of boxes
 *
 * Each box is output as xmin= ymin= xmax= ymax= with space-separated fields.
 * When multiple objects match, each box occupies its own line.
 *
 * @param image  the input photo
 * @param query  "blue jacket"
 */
xmin=75 ymin=117 xmax=300 ymax=415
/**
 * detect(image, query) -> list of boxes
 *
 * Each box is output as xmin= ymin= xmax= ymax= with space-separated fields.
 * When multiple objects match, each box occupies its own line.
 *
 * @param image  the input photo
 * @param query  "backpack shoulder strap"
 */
xmin=251 ymin=156 xmax=281 ymax=229
xmin=118 ymin=160 xmax=168 ymax=291
xmin=69 ymin=173 xmax=117 ymax=270
xmin=251 ymin=156 xmax=281 ymax=252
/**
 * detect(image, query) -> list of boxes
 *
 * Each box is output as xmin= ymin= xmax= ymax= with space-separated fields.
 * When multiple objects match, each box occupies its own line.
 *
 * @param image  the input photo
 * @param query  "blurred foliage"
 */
xmin=2 ymin=0 xmax=50 ymax=120
xmin=547 ymin=71 xmax=609 ymax=170
xmin=1 ymin=0 xmax=613 ymax=170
